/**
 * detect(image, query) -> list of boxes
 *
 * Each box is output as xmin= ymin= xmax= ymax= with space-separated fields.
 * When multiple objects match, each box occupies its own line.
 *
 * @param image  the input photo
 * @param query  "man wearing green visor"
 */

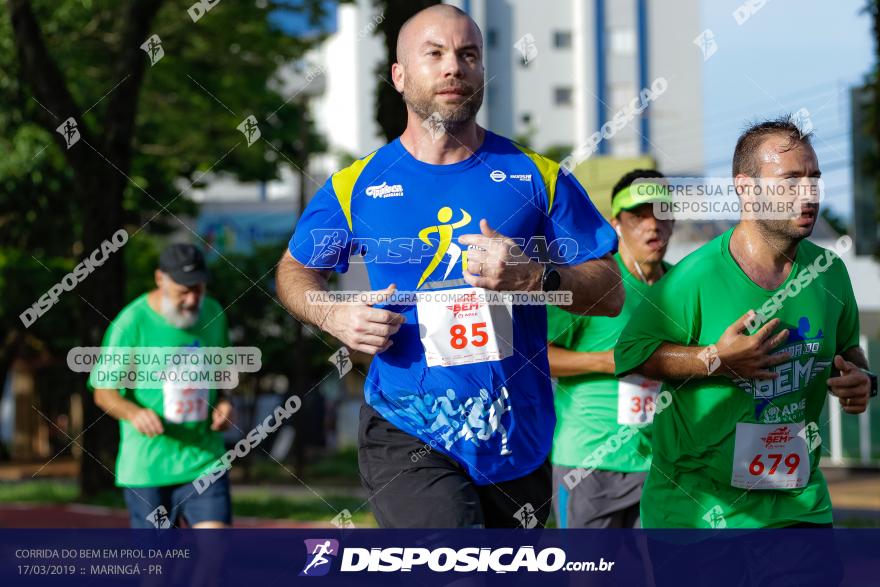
xmin=547 ymin=169 xmax=674 ymax=528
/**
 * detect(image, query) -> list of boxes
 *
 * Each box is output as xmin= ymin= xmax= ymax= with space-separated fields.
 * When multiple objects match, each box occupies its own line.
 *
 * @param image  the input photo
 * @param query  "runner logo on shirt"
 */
xmin=308 ymin=229 xmax=348 ymax=268
xmin=417 ymin=206 xmax=472 ymax=288
xmin=398 ymin=387 xmax=513 ymax=455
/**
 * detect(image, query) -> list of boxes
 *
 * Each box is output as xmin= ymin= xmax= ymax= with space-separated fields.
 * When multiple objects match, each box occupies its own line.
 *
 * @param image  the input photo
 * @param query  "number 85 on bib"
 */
xmin=417 ymin=287 xmax=513 ymax=368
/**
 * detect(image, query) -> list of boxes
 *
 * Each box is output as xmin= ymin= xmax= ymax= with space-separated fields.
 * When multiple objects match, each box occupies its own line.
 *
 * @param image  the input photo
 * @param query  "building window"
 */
xmin=610 ymin=28 xmax=636 ymax=56
xmin=610 ymin=84 xmax=637 ymax=113
xmin=521 ymin=113 xmax=532 ymax=125
xmin=553 ymin=30 xmax=572 ymax=49
xmin=554 ymin=87 xmax=573 ymax=106
xmin=487 ymin=29 xmax=497 ymax=48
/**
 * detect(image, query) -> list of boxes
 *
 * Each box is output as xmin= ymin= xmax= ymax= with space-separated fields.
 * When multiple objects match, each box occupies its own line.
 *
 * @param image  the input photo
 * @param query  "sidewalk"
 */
xmin=0 ymin=459 xmax=78 ymax=481
xmin=825 ymin=468 xmax=880 ymax=525
xmin=825 ymin=469 xmax=880 ymax=510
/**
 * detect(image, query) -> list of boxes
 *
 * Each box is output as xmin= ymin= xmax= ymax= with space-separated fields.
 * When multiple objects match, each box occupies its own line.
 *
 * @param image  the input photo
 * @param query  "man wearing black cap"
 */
xmin=90 ymin=244 xmax=235 ymax=528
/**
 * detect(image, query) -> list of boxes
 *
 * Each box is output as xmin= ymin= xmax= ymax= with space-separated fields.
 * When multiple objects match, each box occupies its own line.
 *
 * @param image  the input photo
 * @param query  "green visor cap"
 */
xmin=611 ymin=182 xmax=672 ymax=217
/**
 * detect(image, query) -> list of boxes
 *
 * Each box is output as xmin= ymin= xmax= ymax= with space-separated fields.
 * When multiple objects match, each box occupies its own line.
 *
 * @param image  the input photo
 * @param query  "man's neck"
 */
xmin=147 ymin=289 xmax=160 ymax=312
xmin=729 ymin=221 xmax=799 ymax=290
xmin=619 ymin=250 xmax=665 ymax=285
xmin=398 ymin=112 xmax=484 ymax=165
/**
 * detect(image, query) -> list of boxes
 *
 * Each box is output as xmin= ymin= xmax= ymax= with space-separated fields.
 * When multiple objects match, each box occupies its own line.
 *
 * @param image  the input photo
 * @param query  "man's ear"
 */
xmin=733 ymin=174 xmax=756 ymax=199
xmin=391 ymin=61 xmax=405 ymax=94
xmin=154 ymin=269 xmax=163 ymax=289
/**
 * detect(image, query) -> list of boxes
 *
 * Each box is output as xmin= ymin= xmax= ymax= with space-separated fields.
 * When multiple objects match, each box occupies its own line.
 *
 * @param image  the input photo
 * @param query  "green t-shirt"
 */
xmin=615 ymin=228 xmax=860 ymax=528
xmin=548 ymin=253 xmax=671 ymax=471
xmin=88 ymin=294 xmax=229 ymax=487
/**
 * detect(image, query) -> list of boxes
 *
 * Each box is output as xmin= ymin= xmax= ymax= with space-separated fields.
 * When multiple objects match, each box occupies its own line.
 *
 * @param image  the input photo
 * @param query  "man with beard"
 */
xmin=615 ymin=117 xmax=877 ymax=534
xmin=276 ymin=4 xmax=623 ymax=527
xmin=91 ymin=244 xmax=235 ymax=528
xmin=548 ymin=170 xmax=674 ymax=528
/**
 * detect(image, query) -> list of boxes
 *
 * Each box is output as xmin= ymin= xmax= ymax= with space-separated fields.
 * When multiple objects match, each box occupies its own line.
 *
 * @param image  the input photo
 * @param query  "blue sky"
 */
xmin=701 ymin=0 xmax=874 ymax=220
xmin=269 ymin=0 xmax=337 ymax=36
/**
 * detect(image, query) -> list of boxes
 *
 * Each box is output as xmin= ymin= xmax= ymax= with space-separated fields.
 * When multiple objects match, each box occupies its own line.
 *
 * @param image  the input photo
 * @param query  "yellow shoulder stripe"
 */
xmin=330 ymin=151 xmax=377 ymax=231
xmin=511 ymin=142 xmax=560 ymax=214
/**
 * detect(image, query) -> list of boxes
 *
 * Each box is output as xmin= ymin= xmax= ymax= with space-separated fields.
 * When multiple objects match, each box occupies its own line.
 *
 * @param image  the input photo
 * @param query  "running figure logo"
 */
xmin=514 ymin=503 xmax=538 ymax=529
xmin=702 ymin=505 xmax=727 ymax=529
xmin=139 ymin=34 xmax=164 ymax=66
xmin=299 ymin=539 xmax=339 ymax=577
xmin=329 ymin=347 xmax=352 ymax=378
xmin=237 ymin=115 xmax=261 ymax=147
xmin=56 ymin=117 xmax=80 ymax=149
xmin=800 ymin=421 xmax=822 ymax=452
xmin=146 ymin=505 xmax=171 ymax=529
xmin=399 ymin=387 xmax=513 ymax=455
xmin=309 ymin=229 xmax=348 ymax=268
xmin=417 ymin=206 xmax=471 ymax=288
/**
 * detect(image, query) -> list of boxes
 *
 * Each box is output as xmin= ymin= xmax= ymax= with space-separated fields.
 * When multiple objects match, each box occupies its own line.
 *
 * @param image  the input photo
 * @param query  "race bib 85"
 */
xmin=417 ymin=287 xmax=513 ymax=367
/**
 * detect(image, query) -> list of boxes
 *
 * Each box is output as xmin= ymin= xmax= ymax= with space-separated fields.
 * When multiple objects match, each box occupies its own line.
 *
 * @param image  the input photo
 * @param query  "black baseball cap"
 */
xmin=158 ymin=244 xmax=209 ymax=287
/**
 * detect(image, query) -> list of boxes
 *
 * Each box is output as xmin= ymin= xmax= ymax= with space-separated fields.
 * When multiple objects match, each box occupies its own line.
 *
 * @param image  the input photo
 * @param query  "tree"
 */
xmin=373 ymin=0 xmax=439 ymax=141
xmin=3 ymin=0 xmax=328 ymax=495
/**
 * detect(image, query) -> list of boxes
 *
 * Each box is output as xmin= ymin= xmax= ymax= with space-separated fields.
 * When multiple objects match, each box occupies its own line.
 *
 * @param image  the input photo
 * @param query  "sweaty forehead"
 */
xmin=397 ymin=10 xmax=482 ymax=62
xmin=757 ymin=136 xmax=818 ymax=173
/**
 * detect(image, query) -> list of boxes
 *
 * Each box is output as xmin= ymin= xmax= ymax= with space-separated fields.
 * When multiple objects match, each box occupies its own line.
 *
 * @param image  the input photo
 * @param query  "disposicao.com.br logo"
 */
xmin=299 ymin=540 xmax=614 ymax=575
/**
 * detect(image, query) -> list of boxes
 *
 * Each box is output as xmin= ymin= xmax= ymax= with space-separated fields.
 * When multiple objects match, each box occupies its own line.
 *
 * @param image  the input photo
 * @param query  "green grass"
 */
xmin=305 ymin=447 xmax=360 ymax=480
xmin=0 ymin=480 xmax=376 ymax=526
xmin=0 ymin=480 xmax=76 ymax=502
xmin=232 ymin=490 xmax=375 ymax=525
xmin=0 ymin=480 xmax=124 ymax=508
xmin=243 ymin=447 xmax=361 ymax=485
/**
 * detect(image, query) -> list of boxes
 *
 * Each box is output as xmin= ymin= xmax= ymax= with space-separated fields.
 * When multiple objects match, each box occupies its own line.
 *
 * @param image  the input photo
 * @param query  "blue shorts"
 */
xmin=123 ymin=472 xmax=232 ymax=528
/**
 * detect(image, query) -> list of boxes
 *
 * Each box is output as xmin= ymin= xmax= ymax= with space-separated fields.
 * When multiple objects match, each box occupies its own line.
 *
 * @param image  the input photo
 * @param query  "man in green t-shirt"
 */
xmin=90 ymin=244 xmax=235 ymax=529
xmin=615 ymin=117 xmax=876 ymax=530
xmin=548 ymin=170 xmax=674 ymax=528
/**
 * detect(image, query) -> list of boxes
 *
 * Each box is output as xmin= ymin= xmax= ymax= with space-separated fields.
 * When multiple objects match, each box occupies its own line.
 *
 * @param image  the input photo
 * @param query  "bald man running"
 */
xmin=277 ymin=5 xmax=622 ymax=528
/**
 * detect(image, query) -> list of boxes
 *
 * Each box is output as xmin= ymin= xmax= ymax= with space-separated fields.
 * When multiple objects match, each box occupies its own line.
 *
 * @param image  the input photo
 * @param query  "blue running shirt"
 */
xmin=289 ymin=131 xmax=617 ymax=484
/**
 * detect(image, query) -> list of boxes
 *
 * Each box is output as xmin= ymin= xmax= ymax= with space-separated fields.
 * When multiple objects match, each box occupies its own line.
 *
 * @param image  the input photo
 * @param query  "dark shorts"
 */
xmin=553 ymin=465 xmax=646 ymax=528
xmin=123 ymin=471 xmax=232 ymax=528
xmin=358 ymin=403 xmax=552 ymax=528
